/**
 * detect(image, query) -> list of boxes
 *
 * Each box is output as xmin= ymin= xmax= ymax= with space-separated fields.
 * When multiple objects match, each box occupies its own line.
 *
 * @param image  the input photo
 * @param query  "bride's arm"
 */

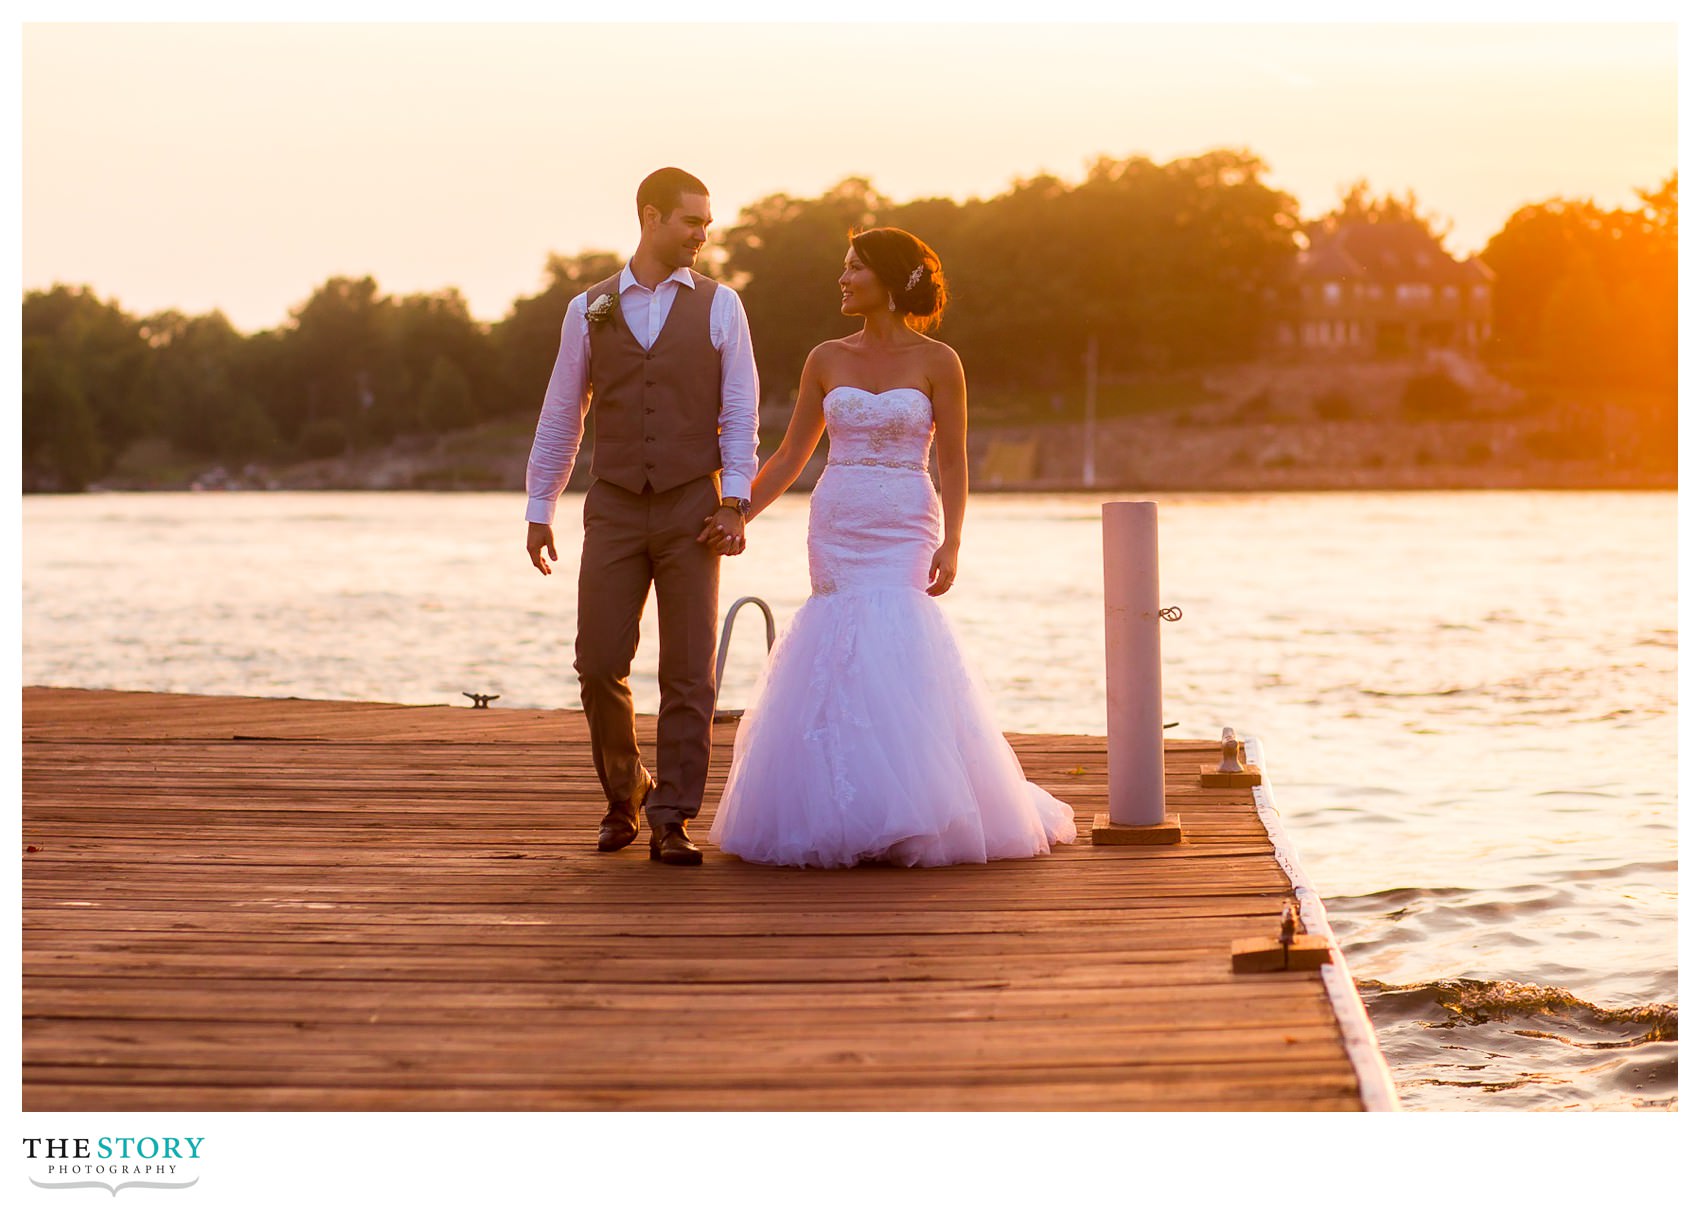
xmin=927 ymin=347 xmax=968 ymax=596
xmin=748 ymin=348 xmax=829 ymax=520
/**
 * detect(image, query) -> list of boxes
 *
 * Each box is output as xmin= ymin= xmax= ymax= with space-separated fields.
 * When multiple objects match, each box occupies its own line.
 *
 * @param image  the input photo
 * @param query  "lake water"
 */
xmin=20 ymin=489 xmax=1677 ymax=1111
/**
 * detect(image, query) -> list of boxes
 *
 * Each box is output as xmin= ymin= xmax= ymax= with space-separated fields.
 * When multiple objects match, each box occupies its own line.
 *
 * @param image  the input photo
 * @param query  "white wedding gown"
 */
xmin=709 ymin=385 xmax=1077 ymax=867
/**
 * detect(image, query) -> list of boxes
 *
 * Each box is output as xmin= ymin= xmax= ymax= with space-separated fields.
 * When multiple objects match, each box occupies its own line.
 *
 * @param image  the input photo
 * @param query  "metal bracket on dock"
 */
xmin=712 ymin=596 xmax=777 ymax=724
xmin=463 ymin=692 xmax=500 ymax=709
xmin=1232 ymin=900 xmax=1333 ymax=974
xmin=1199 ymin=726 xmax=1261 ymax=787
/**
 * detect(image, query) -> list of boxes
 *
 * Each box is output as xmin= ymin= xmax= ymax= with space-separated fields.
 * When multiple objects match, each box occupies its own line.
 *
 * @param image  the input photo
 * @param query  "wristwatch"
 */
xmin=719 ymin=496 xmax=751 ymax=519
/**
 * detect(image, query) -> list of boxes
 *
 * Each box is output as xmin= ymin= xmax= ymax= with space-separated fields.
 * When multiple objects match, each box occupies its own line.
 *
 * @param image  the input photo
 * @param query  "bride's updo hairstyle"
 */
xmin=850 ymin=227 xmax=950 ymax=332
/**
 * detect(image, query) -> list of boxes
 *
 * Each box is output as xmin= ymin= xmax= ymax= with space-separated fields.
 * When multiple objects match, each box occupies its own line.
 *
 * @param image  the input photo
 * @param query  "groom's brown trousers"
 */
xmin=574 ymin=473 xmax=720 ymax=830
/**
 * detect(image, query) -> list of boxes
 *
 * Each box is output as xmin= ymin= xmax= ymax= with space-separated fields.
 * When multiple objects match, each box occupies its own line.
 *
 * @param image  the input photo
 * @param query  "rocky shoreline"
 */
xmin=63 ymin=419 xmax=1668 ymax=496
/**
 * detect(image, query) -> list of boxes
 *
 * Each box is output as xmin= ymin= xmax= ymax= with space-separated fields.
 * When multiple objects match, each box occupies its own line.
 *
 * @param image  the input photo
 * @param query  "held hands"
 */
xmin=527 ymin=522 xmax=558 ymax=575
xmin=697 ymin=507 xmax=747 ymax=556
xmin=927 ymin=540 xmax=959 ymax=596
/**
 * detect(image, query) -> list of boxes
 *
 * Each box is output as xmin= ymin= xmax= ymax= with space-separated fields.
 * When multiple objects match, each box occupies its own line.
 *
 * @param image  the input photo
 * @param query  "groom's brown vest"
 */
xmin=584 ymin=270 xmax=723 ymax=495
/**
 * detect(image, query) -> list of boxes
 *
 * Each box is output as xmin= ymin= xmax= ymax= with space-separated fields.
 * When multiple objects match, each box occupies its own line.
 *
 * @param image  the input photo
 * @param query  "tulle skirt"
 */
xmin=708 ymin=583 xmax=1077 ymax=868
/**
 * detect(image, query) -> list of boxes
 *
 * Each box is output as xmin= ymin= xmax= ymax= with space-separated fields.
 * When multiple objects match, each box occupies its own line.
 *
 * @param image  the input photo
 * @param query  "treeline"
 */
xmin=20 ymin=150 xmax=1677 ymax=490
xmin=1479 ymin=175 xmax=1677 ymax=388
xmin=21 ymin=260 xmax=615 ymax=491
xmin=722 ymin=151 xmax=1301 ymax=396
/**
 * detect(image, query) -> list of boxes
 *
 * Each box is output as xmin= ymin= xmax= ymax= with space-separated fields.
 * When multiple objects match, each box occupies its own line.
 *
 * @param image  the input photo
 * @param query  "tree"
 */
xmin=418 ymin=354 xmax=476 ymax=434
xmin=1084 ymin=149 xmax=1300 ymax=369
xmin=1540 ymin=254 xmax=1612 ymax=383
xmin=1309 ymin=179 xmax=1454 ymax=245
xmin=945 ymin=152 xmax=1300 ymax=389
xmin=945 ymin=174 xmax=1073 ymax=390
xmin=720 ymin=177 xmax=893 ymax=398
xmin=139 ymin=309 xmax=277 ymax=461
xmin=279 ymin=275 xmax=392 ymax=453
xmin=387 ymin=289 xmax=495 ymax=436
xmin=21 ymin=286 xmax=154 ymax=471
xmin=1480 ymin=174 xmax=1676 ymax=387
xmin=489 ymin=250 xmax=622 ymax=420
xmin=22 ymin=336 xmax=104 ymax=490
xmin=718 ymin=156 xmax=1300 ymax=404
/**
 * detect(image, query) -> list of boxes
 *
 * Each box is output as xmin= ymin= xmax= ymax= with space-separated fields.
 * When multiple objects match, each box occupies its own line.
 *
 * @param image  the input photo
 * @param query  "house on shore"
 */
xmin=1271 ymin=220 xmax=1494 ymax=358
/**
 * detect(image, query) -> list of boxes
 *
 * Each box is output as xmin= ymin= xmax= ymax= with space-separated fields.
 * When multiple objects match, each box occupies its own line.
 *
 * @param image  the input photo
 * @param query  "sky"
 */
xmin=18 ymin=17 xmax=1682 ymax=333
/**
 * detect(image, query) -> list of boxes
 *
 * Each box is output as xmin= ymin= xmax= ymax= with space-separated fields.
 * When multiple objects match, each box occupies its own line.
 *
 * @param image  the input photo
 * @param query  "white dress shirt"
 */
xmin=524 ymin=264 xmax=760 ymax=525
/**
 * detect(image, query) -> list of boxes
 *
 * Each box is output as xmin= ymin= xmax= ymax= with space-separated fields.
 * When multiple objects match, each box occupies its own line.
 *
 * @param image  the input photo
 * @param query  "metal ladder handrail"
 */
xmin=712 ymin=596 xmax=777 ymax=723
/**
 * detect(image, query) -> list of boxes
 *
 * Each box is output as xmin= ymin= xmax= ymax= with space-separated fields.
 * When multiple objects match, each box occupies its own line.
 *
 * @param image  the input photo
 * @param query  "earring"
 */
xmin=887 ymin=295 xmax=897 ymax=312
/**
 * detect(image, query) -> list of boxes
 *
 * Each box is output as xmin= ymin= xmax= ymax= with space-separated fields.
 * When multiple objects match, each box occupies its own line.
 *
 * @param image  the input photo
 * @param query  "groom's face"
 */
xmin=645 ymin=193 xmax=712 ymax=269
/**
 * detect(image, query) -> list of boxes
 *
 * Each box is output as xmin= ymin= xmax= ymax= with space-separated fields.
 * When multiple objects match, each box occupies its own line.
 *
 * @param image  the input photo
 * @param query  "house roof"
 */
xmin=1295 ymin=242 xmax=1366 ymax=280
xmin=1459 ymin=256 xmax=1496 ymax=282
xmin=1296 ymin=220 xmax=1476 ymax=285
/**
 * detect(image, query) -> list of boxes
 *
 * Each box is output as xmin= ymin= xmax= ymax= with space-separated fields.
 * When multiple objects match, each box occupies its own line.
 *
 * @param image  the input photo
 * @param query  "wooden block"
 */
xmin=1282 ymin=937 xmax=1333 ymax=970
xmin=1232 ymin=937 xmax=1285 ymax=973
xmin=1199 ymin=764 xmax=1262 ymax=788
xmin=1090 ymin=813 xmax=1184 ymax=846
xmin=1232 ymin=935 xmax=1333 ymax=974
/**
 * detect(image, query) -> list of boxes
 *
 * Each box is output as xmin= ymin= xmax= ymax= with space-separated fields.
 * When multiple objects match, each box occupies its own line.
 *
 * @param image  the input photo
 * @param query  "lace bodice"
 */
xmin=823 ymin=386 xmax=934 ymax=469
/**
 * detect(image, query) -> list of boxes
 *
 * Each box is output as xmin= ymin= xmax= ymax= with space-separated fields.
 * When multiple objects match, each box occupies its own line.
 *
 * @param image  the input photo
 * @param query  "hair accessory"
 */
xmin=905 ymin=265 xmax=925 ymax=291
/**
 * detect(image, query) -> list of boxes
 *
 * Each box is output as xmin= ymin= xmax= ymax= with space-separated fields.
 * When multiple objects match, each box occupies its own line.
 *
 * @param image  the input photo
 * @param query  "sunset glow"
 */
xmin=22 ymin=21 xmax=1677 ymax=332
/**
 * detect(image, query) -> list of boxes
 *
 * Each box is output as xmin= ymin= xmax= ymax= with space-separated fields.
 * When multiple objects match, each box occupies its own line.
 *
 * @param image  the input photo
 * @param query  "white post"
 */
xmin=1101 ymin=501 xmax=1170 ymax=833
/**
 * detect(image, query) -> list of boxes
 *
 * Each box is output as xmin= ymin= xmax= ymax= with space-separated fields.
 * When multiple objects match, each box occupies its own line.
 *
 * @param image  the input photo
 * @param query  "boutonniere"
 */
xmin=586 ymin=293 xmax=618 ymax=326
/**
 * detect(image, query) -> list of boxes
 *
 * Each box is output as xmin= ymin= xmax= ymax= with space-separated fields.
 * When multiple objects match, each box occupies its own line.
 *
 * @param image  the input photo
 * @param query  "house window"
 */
xmin=1366 ymin=284 xmax=1383 ymax=301
xmin=1396 ymin=283 xmax=1433 ymax=305
xmin=1442 ymin=285 xmax=1459 ymax=301
xmin=1322 ymin=282 xmax=1342 ymax=305
xmin=1472 ymin=285 xmax=1490 ymax=301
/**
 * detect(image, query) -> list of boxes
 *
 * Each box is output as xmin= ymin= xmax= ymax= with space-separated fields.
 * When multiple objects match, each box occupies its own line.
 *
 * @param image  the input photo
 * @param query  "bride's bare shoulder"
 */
xmin=919 ymin=335 xmax=965 ymax=380
xmin=806 ymin=337 xmax=857 ymax=362
xmin=805 ymin=337 xmax=859 ymax=375
xmin=799 ymin=339 xmax=854 ymax=397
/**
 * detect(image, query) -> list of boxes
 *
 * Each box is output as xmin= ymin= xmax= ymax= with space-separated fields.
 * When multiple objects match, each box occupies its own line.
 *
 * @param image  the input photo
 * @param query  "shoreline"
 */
xmin=50 ymin=414 xmax=1672 ymax=497
xmin=25 ymin=355 xmax=1675 ymax=497
xmin=26 ymin=474 xmax=1676 ymax=497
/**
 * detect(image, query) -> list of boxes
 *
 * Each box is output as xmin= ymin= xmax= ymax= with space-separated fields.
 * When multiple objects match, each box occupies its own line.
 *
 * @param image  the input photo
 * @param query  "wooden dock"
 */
xmin=22 ymin=687 xmax=1394 ymax=1111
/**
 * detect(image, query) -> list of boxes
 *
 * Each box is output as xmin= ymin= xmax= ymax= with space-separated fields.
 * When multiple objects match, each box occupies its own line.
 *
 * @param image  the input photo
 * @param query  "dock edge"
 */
xmin=1244 ymin=735 xmax=1401 ymax=1112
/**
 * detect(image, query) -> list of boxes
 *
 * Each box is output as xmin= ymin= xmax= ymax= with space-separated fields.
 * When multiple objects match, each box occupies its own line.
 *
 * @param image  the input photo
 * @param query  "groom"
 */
xmin=524 ymin=167 xmax=759 ymax=866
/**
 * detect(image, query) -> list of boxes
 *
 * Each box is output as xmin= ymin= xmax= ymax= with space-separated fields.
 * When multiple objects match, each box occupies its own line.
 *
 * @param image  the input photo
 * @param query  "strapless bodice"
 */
xmin=822 ymin=386 xmax=934 ymax=470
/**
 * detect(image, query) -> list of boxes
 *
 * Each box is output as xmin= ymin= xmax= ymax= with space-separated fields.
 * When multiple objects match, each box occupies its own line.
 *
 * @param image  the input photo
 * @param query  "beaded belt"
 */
xmin=826 ymin=457 xmax=928 ymax=471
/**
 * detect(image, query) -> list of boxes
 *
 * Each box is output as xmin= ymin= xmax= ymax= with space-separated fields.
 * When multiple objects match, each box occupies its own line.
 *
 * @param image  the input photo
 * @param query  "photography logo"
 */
xmin=23 ymin=1136 xmax=203 ymax=1196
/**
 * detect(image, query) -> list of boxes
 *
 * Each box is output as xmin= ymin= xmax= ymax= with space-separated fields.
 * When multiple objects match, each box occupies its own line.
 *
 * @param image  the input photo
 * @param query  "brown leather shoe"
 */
xmin=649 ymin=822 xmax=703 ymax=866
xmin=597 ymin=777 xmax=652 ymax=852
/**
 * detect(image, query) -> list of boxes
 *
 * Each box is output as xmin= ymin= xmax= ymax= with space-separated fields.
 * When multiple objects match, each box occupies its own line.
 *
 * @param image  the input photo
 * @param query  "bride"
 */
xmin=701 ymin=227 xmax=1076 ymax=868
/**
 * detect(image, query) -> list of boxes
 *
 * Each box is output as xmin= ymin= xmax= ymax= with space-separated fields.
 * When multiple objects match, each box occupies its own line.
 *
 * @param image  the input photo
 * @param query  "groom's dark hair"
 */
xmin=637 ymin=168 xmax=710 ymax=222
